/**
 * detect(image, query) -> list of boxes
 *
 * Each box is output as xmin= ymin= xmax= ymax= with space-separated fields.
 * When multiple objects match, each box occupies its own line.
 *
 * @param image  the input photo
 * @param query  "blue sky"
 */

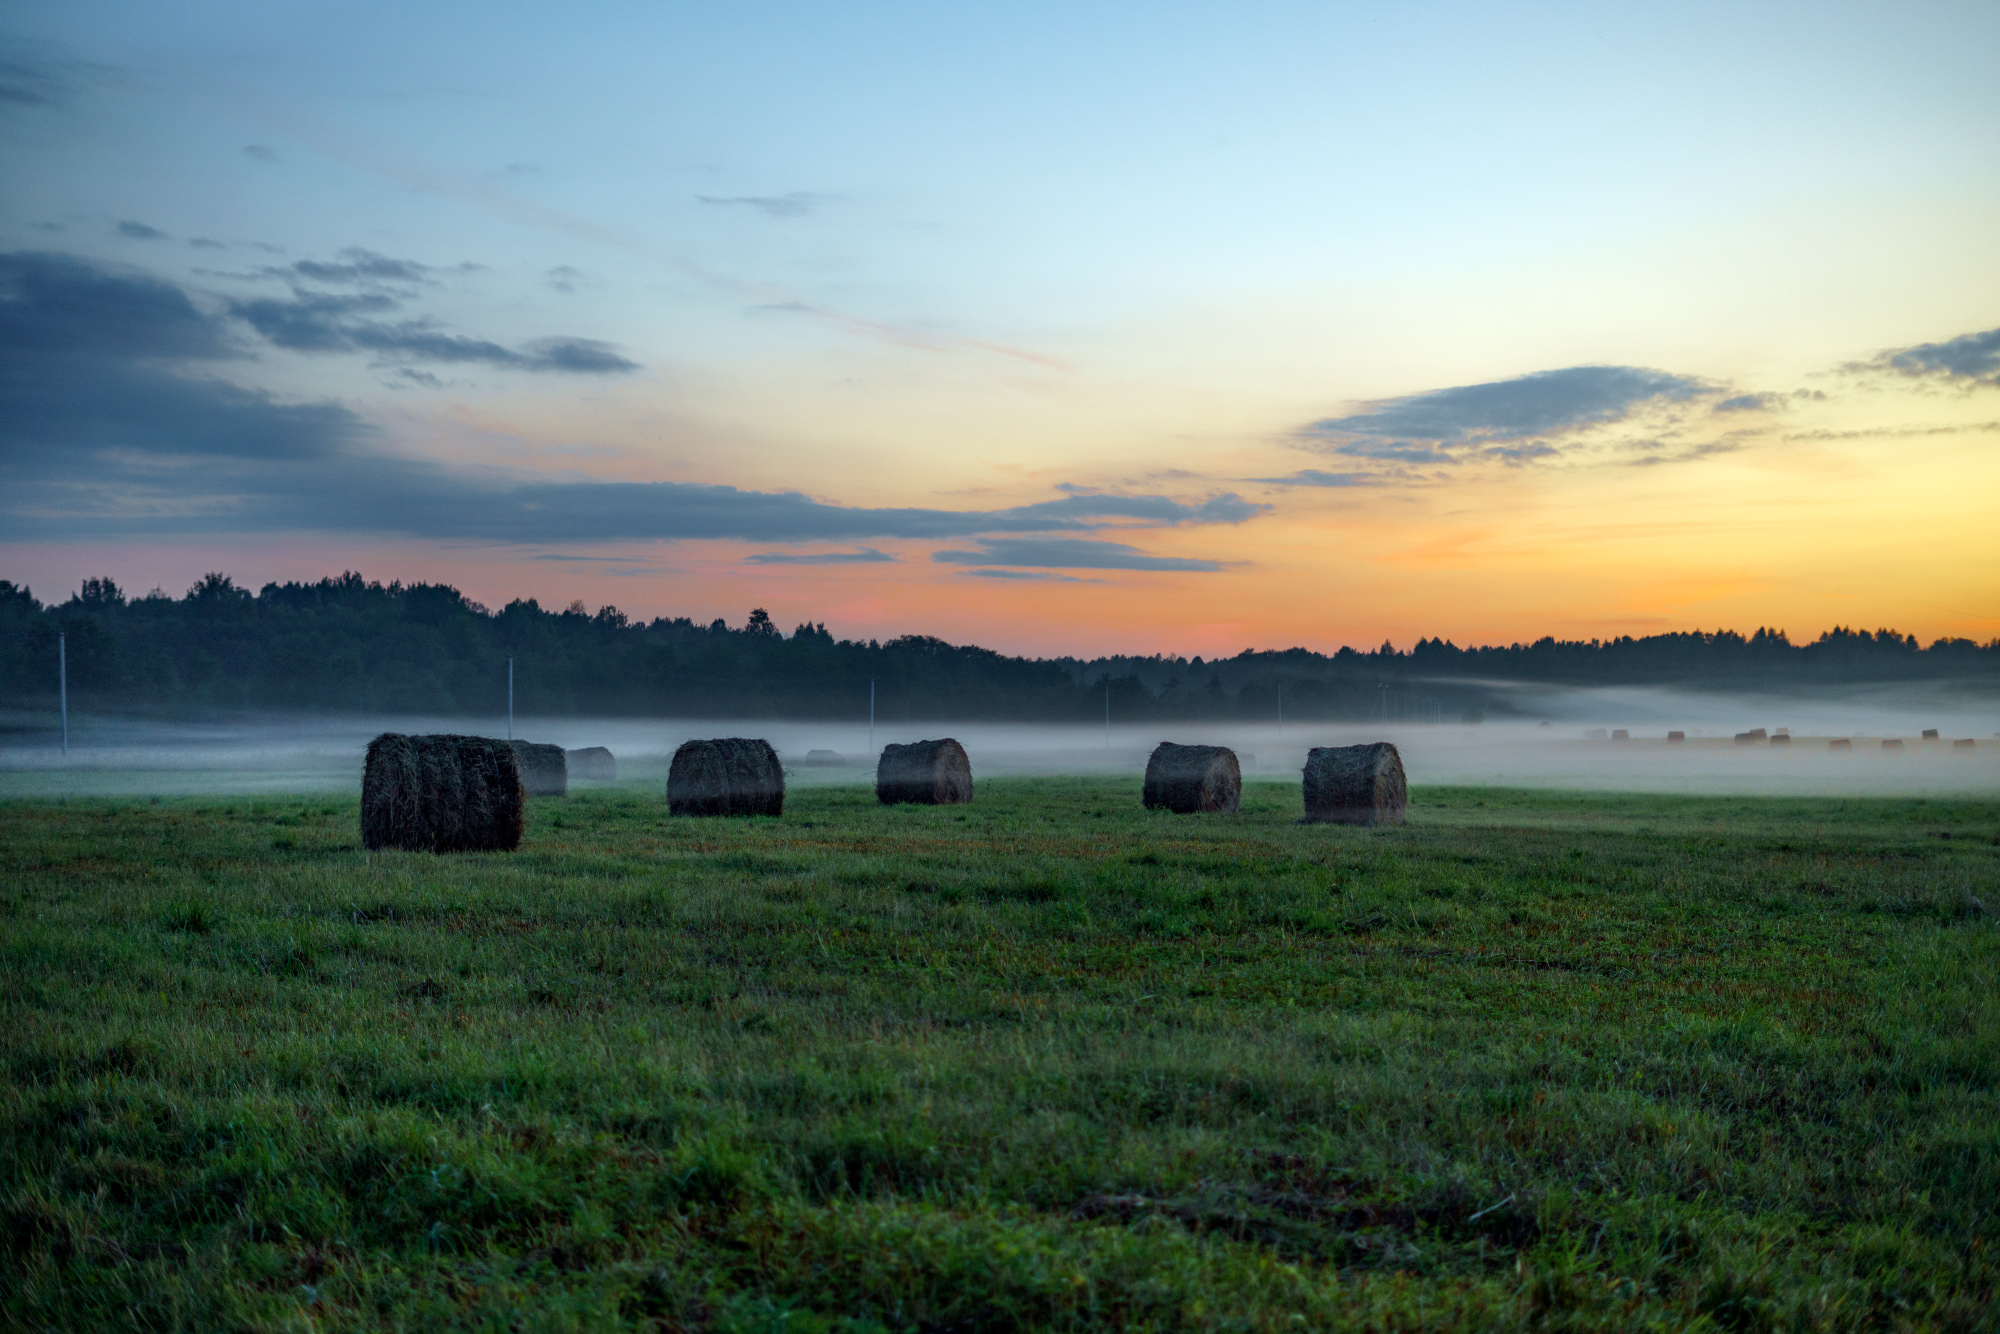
xmin=4 ymin=1 xmax=1997 ymax=651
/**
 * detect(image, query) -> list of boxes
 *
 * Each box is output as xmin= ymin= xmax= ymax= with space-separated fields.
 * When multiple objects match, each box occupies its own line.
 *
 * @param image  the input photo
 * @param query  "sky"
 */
xmin=3 ymin=0 xmax=1997 ymax=657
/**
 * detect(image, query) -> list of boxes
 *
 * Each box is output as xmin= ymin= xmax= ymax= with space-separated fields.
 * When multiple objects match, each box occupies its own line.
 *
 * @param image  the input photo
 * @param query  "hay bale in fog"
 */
xmin=1954 ymin=739 xmax=1976 ymax=751
xmin=668 ymin=738 xmax=784 ymax=817
xmin=566 ymin=746 xmax=616 ymax=782
xmin=1830 ymin=738 xmax=1852 ymax=750
xmin=1922 ymin=729 xmax=1940 ymax=741
xmin=800 ymin=749 xmax=844 ymax=767
xmin=1611 ymin=729 xmax=1629 ymax=741
xmin=1770 ymin=733 xmax=1791 ymax=745
xmin=510 ymin=741 xmax=569 ymax=796
xmin=876 ymin=738 xmax=974 ymax=805
xmin=361 ymin=733 xmax=524 ymax=853
xmin=1882 ymin=739 xmax=1904 ymax=752
xmin=1734 ymin=729 xmax=1766 ymax=745
xmin=1668 ymin=731 xmax=1686 ymax=743
xmin=1143 ymin=742 xmax=1241 ymax=814
xmin=1302 ymin=742 xmax=1406 ymax=826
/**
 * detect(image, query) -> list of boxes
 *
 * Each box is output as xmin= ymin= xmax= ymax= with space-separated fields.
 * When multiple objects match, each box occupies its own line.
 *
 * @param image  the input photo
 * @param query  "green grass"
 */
xmin=2 ymin=779 xmax=1997 ymax=1332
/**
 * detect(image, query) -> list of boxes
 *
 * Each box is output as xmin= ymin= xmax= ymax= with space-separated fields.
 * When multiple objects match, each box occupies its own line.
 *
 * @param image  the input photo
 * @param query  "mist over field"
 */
xmin=4 ymin=677 xmax=1995 ymax=798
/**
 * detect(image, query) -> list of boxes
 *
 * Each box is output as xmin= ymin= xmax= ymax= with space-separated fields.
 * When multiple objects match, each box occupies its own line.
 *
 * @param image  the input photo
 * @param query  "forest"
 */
xmin=2 ymin=571 xmax=1995 ymax=723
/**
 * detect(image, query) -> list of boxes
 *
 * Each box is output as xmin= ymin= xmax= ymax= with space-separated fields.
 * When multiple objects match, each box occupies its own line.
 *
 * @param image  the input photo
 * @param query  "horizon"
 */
xmin=3 ymin=2 xmax=1997 ymax=656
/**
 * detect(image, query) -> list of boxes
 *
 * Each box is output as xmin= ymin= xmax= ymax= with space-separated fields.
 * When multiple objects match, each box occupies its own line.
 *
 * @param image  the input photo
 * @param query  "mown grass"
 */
xmin=2 ymin=778 xmax=1997 ymax=1332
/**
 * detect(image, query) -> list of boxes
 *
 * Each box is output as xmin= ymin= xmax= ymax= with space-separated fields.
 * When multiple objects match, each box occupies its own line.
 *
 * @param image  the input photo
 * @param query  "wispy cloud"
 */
xmin=1855 ymin=325 xmax=2000 ymax=387
xmin=933 ymin=538 xmax=1224 ymax=572
xmin=1247 ymin=469 xmax=1378 ymax=488
xmin=116 ymin=220 xmax=168 ymax=240
xmin=743 ymin=549 xmax=899 ymax=565
xmin=697 ymin=192 xmax=828 ymax=219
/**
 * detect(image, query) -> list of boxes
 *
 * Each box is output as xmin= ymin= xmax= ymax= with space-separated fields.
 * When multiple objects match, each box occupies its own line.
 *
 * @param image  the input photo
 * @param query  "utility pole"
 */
xmin=58 ymin=631 xmax=68 ymax=758
xmin=868 ymin=677 xmax=875 ymax=755
xmin=1104 ymin=680 xmax=1111 ymax=748
xmin=507 ymin=657 xmax=514 ymax=740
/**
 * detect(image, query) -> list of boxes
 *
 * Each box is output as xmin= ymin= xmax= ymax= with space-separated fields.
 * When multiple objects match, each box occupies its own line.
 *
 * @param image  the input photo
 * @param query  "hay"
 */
xmin=1668 ymin=731 xmax=1686 ymax=742
xmin=1302 ymin=742 xmax=1406 ymax=826
xmin=1770 ymin=733 xmax=1791 ymax=745
xmin=1143 ymin=743 xmax=1241 ymax=814
xmin=1882 ymin=739 xmax=1904 ymax=751
xmin=1922 ymin=729 xmax=1940 ymax=741
xmin=800 ymin=749 xmax=844 ymax=767
xmin=668 ymin=738 xmax=784 ymax=817
xmin=876 ymin=738 xmax=974 ymax=805
xmin=1954 ymin=739 xmax=1976 ymax=751
xmin=1611 ymin=729 xmax=1629 ymax=741
xmin=361 ymin=733 xmax=524 ymax=853
xmin=1830 ymin=738 xmax=1852 ymax=750
xmin=1734 ymin=729 xmax=1767 ymax=745
xmin=510 ymin=741 xmax=569 ymax=796
xmin=566 ymin=746 xmax=616 ymax=782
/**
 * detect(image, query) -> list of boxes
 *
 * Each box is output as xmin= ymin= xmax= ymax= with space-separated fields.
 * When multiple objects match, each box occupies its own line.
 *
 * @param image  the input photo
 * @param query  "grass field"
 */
xmin=2 ymin=779 xmax=1997 ymax=1332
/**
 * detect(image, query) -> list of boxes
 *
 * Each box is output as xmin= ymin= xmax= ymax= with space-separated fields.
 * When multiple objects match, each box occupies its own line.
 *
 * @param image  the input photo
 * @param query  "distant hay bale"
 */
xmin=1774 ymin=727 xmax=1790 ymax=737
xmin=566 ymin=746 xmax=616 ymax=781
xmin=668 ymin=738 xmax=784 ymax=817
xmin=510 ymin=741 xmax=569 ymax=796
xmin=800 ymin=749 xmax=844 ymax=767
xmin=1611 ymin=729 xmax=1629 ymax=741
xmin=1953 ymin=739 xmax=1975 ymax=751
xmin=1829 ymin=738 xmax=1852 ymax=750
xmin=1734 ymin=729 xmax=1767 ymax=745
xmin=876 ymin=738 xmax=974 ymax=805
xmin=1922 ymin=729 xmax=1940 ymax=741
xmin=361 ymin=733 xmax=524 ymax=854
xmin=1302 ymin=742 xmax=1406 ymax=827
xmin=1882 ymin=739 xmax=1904 ymax=752
xmin=1667 ymin=731 xmax=1686 ymax=743
xmin=1143 ymin=743 xmax=1241 ymax=814
xmin=1770 ymin=733 xmax=1791 ymax=745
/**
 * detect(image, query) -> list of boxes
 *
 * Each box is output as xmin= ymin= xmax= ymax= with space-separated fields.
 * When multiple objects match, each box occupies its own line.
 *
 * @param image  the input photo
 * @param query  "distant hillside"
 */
xmin=2 ymin=572 xmax=1994 ymax=722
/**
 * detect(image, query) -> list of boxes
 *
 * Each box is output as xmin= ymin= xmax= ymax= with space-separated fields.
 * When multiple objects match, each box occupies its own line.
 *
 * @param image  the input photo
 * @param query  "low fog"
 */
xmin=3 ymin=678 xmax=1995 ymax=799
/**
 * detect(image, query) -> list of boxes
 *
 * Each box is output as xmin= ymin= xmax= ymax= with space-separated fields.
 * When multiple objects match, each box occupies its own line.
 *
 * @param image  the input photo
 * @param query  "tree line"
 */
xmin=1 ymin=571 xmax=1994 ymax=723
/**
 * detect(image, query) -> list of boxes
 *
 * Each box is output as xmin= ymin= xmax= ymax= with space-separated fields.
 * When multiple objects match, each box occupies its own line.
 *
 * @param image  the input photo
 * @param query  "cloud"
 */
xmin=228 ymin=280 xmax=640 ymax=373
xmin=243 ymin=144 xmax=278 ymax=161
xmin=1246 ymin=469 xmax=1378 ymax=487
xmin=0 ymin=57 xmax=67 ymax=109
xmin=285 ymin=247 xmax=429 ymax=285
xmin=0 ymin=253 xmax=1274 ymax=547
xmin=1483 ymin=442 xmax=1561 ymax=464
xmin=116 ymin=221 xmax=169 ymax=241
xmin=188 ymin=237 xmax=227 ymax=250
xmin=0 ymin=252 xmax=364 ymax=472
xmin=1714 ymin=392 xmax=1782 ymax=413
xmin=547 ymin=265 xmax=582 ymax=292
xmin=958 ymin=569 xmax=1094 ymax=582
xmin=1303 ymin=365 xmax=1710 ymax=462
xmin=1627 ymin=440 xmax=1741 ymax=467
xmin=698 ymin=192 xmax=827 ymax=219
xmin=1861 ymin=325 xmax=2000 ymax=387
xmin=744 ymin=549 xmax=899 ymax=565
xmin=932 ymin=539 xmax=1224 ymax=572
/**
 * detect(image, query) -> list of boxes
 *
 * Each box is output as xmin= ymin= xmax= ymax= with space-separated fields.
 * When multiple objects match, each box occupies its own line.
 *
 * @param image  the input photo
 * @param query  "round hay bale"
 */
xmin=566 ymin=746 xmax=617 ymax=782
xmin=801 ymin=749 xmax=843 ymax=767
xmin=876 ymin=738 xmax=973 ymax=805
xmin=510 ymin=740 xmax=569 ymax=796
xmin=1882 ymin=738 xmax=1904 ymax=752
xmin=1769 ymin=733 xmax=1791 ymax=746
xmin=668 ymin=738 xmax=784 ymax=817
xmin=1611 ymin=729 xmax=1629 ymax=741
xmin=361 ymin=733 xmax=524 ymax=853
xmin=1922 ymin=729 xmax=1940 ymax=741
xmin=1302 ymin=742 xmax=1406 ymax=826
xmin=1667 ymin=731 xmax=1686 ymax=742
xmin=1829 ymin=738 xmax=1852 ymax=750
xmin=1142 ymin=742 xmax=1241 ymax=814
xmin=1953 ymin=739 xmax=1976 ymax=751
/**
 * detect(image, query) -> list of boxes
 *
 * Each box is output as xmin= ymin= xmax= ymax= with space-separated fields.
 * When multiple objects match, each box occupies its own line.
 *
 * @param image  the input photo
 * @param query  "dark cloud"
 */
xmin=188 ymin=237 xmax=227 ymax=250
xmin=281 ymin=247 xmax=430 ymax=285
xmin=243 ymin=144 xmax=278 ymax=161
xmin=744 ymin=549 xmax=899 ymax=565
xmin=932 ymin=539 xmax=1223 ymax=572
xmin=116 ymin=221 xmax=169 ymax=241
xmin=0 ymin=252 xmax=363 ymax=471
xmin=698 ymin=192 xmax=826 ymax=219
xmin=1714 ymin=392 xmax=1783 ymax=413
xmin=1483 ymin=442 xmax=1561 ymax=464
xmin=0 ymin=57 xmax=66 ymax=109
xmin=229 ymin=289 xmax=639 ymax=374
xmin=1863 ymin=325 xmax=2000 ymax=387
xmin=1246 ymin=469 xmax=1377 ymax=488
xmin=0 ymin=252 xmax=1264 ymax=550
xmin=959 ymin=569 xmax=1094 ymax=582
xmin=1304 ymin=365 xmax=1710 ymax=459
